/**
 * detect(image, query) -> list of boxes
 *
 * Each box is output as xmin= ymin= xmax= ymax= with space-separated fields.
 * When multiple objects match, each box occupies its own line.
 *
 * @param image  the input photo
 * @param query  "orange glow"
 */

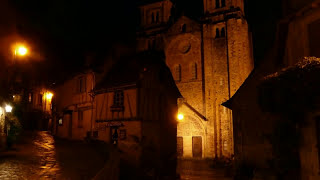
xmin=14 ymin=44 xmax=28 ymax=56
xmin=46 ymin=92 xmax=53 ymax=100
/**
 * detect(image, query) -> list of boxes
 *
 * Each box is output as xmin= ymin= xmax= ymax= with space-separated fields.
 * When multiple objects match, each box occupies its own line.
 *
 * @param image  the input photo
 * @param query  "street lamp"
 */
xmin=45 ymin=92 xmax=53 ymax=100
xmin=5 ymin=105 xmax=12 ymax=113
xmin=15 ymin=45 xmax=28 ymax=56
xmin=177 ymin=113 xmax=184 ymax=122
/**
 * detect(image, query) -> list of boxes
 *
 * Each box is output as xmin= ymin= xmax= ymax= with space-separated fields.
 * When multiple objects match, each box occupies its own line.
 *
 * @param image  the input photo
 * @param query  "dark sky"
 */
xmin=3 ymin=0 xmax=283 ymax=81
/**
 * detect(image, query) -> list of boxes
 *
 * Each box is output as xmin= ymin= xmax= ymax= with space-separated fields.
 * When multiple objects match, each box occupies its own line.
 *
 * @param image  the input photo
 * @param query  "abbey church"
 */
xmin=136 ymin=0 xmax=254 ymax=158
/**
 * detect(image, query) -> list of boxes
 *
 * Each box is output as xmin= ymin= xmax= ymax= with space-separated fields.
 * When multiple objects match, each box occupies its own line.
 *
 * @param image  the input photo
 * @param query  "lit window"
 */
xmin=113 ymin=91 xmax=124 ymax=106
xmin=190 ymin=63 xmax=197 ymax=80
xmin=174 ymin=64 xmax=181 ymax=82
xmin=28 ymin=93 xmax=32 ymax=103
xmin=59 ymin=118 xmax=63 ymax=125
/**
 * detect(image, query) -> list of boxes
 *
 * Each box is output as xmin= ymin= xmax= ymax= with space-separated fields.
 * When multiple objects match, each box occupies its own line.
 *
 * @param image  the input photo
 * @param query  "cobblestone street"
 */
xmin=177 ymin=159 xmax=233 ymax=180
xmin=0 ymin=131 xmax=107 ymax=180
xmin=0 ymin=131 xmax=233 ymax=180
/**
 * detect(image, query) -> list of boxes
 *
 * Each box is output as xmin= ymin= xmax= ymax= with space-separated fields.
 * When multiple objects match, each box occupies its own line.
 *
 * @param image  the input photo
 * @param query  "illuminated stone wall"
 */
xmin=137 ymin=0 xmax=254 ymax=159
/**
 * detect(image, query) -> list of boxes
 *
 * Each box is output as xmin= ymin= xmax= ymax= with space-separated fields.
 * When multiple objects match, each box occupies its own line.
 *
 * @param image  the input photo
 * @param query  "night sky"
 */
xmin=2 ymin=0 xmax=283 ymax=81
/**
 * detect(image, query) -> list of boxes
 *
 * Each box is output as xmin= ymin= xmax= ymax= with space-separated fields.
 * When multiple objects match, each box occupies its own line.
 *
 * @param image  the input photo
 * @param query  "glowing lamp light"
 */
xmin=46 ymin=92 xmax=53 ymax=100
xmin=177 ymin=113 xmax=184 ymax=121
xmin=5 ymin=105 xmax=12 ymax=113
xmin=16 ymin=46 xmax=28 ymax=56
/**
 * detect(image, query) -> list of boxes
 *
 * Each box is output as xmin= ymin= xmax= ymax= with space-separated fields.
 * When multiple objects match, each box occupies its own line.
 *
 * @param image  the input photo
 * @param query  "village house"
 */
xmin=223 ymin=1 xmax=320 ymax=179
xmin=93 ymin=52 xmax=180 ymax=176
xmin=52 ymin=52 xmax=180 ymax=177
xmin=52 ymin=70 xmax=96 ymax=140
xmin=22 ymin=85 xmax=54 ymax=131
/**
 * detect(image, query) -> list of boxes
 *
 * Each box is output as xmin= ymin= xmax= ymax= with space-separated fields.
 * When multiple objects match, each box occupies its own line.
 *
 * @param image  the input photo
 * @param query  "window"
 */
xmin=221 ymin=0 xmax=226 ymax=7
xmin=221 ymin=27 xmax=226 ymax=37
xmin=216 ymin=28 xmax=220 ymax=38
xmin=156 ymin=11 xmax=159 ymax=23
xmin=181 ymin=24 xmax=187 ymax=33
xmin=151 ymin=12 xmax=155 ymax=24
xmin=58 ymin=118 xmax=63 ymax=125
xmin=190 ymin=63 xmax=197 ymax=80
xmin=77 ymin=76 xmax=86 ymax=93
xmin=174 ymin=64 xmax=181 ymax=82
xmin=119 ymin=129 xmax=127 ymax=140
xmin=216 ymin=0 xmax=220 ymax=8
xmin=148 ymin=39 xmax=156 ymax=50
xmin=78 ymin=110 xmax=83 ymax=128
xmin=113 ymin=91 xmax=124 ymax=106
xmin=28 ymin=93 xmax=32 ymax=103
xmin=38 ymin=94 xmax=43 ymax=105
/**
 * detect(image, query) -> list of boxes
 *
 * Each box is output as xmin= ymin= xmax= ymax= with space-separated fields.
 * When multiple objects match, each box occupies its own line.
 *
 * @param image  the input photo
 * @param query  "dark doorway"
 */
xmin=192 ymin=136 xmax=202 ymax=158
xmin=177 ymin=137 xmax=183 ymax=157
xmin=66 ymin=114 xmax=72 ymax=138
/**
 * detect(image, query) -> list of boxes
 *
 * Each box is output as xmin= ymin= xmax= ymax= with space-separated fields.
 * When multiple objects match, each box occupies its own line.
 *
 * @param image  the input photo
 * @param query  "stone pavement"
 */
xmin=0 ymin=131 xmax=108 ymax=180
xmin=177 ymin=159 xmax=233 ymax=180
xmin=0 ymin=131 xmax=234 ymax=180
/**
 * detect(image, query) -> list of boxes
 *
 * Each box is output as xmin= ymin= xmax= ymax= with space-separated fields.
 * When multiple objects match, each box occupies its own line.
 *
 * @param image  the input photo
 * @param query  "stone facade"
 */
xmin=136 ymin=0 xmax=253 ymax=158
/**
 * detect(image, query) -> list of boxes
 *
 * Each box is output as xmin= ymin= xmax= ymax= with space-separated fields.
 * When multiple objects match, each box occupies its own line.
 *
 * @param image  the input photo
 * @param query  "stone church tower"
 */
xmin=136 ymin=0 xmax=253 ymax=158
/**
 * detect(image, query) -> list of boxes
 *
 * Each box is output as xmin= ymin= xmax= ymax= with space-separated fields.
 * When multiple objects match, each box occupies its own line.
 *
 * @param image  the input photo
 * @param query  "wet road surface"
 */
xmin=0 ymin=131 xmax=107 ymax=180
xmin=0 ymin=131 xmax=233 ymax=180
xmin=177 ymin=159 xmax=233 ymax=180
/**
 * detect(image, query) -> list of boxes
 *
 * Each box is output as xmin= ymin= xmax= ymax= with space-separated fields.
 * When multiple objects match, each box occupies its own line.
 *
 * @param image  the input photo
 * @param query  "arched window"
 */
xmin=156 ymin=12 xmax=159 ymax=23
xmin=216 ymin=28 xmax=220 ymax=38
xmin=151 ymin=12 xmax=155 ymax=24
xmin=221 ymin=27 xmax=226 ymax=37
xmin=181 ymin=24 xmax=187 ymax=33
xmin=190 ymin=63 xmax=197 ymax=80
xmin=216 ymin=0 xmax=220 ymax=8
xmin=174 ymin=64 xmax=181 ymax=82
xmin=221 ymin=0 xmax=226 ymax=7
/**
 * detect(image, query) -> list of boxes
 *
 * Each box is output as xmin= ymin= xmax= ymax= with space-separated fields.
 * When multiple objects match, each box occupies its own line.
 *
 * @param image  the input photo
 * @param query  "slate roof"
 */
xmin=95 ymin=51 xmax=180 ymax=97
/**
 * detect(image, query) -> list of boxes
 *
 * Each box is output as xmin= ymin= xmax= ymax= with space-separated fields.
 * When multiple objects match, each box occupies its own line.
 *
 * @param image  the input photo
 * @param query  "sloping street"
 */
xmin=0 ymin=131 xmax=108 ymax=179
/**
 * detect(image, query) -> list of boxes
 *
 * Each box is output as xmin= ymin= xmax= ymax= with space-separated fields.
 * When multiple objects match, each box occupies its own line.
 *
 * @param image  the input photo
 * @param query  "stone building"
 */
xmin=136 ymin=0 xmax=253 ymax=158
